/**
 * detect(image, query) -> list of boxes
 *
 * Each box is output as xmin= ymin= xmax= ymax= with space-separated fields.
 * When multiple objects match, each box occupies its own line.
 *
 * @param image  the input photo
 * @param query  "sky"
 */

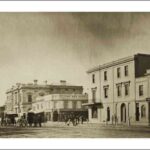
xmin=0 ymin=12 xmax=150 ymax=106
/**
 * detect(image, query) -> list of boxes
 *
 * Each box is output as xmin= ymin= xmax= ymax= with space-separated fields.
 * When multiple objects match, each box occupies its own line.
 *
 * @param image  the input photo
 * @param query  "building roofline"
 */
xmin=6 ymin=84 xmax=83 ymax=94
xmin=87 ymin=53 xmax=150 ymax=73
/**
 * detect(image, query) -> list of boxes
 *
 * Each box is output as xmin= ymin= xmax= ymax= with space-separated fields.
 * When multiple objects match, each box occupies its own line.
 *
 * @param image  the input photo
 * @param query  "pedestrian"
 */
xmin=27 ymin=113 xmax=33 ymax=127
xmin=33 ymin=114 xmax=38 ymax=127
xmin=79 ymin=116 xmax=83 ymax=124
xmin=105 ymin=117 xmax=108 ymax=126
xmin=111 ymin=115 xmax=114 ymax=125
xmin=67 ymin=118 xmax=70 ymax=126
xmin=64 ymin=115 xmax=68 ymax=125
xmin=37 ymin=114 xmax=42 ymax=127
xmin=128 ymin=116 xmax=131 ymax=127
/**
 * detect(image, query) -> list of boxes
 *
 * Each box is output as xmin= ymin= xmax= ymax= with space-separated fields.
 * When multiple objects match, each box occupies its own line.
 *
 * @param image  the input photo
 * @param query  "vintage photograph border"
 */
xmin=0 ymin=1 xmax=150 ymax=149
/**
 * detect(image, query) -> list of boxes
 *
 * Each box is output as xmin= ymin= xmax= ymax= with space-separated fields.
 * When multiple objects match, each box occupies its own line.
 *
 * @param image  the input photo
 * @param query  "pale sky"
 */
xmin=0 ymin=12 xmax=150 ymax=106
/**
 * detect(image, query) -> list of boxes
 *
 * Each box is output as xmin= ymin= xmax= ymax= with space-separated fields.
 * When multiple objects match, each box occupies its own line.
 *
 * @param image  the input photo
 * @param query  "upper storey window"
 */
xmin=125 ymin=84 xmax=129 ymax=96
xmin=104 ymin=87 xmax=108 ymax=98
xmin=104 ymin=71 xmax=107 ymax=81
xmin=117 ymin=67 xmax=121 ymax=78
xmin=92 ymin=89 xmax=96 ymax=103
xmin=92 ymin=74 xmax=95 ymax=83
xmin=117 ymin=85 xmax=122 ymax=97
xmin=139 ymin=85 xmax=144 ymax=96
xmin=124 ymin=65 xmax=128 ymax=76
xmin=28 ymin=94 xmax=32 ymax=103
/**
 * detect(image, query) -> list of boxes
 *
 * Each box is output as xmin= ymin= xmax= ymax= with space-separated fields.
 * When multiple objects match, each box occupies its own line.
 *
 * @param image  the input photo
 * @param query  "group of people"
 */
xmin=65 ymin=115 xmax=85 ymax=126
xmin=0 ymin=113 xmax=44 ymax=127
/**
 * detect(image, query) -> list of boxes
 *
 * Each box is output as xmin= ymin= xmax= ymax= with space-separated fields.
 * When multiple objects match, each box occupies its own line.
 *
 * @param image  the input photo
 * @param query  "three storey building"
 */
xmin=86 ymin=53 xmax=150 ymax=125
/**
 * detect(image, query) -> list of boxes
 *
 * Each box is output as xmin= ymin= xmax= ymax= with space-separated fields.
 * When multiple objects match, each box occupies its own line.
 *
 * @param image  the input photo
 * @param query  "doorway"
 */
xmin=121 ymin=103 xmax=126 ymax=123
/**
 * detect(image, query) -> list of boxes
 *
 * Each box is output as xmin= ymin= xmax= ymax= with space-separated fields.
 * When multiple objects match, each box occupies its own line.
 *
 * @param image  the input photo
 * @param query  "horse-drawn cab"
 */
xmin=2 ymin=113 xmax=18 ymax=126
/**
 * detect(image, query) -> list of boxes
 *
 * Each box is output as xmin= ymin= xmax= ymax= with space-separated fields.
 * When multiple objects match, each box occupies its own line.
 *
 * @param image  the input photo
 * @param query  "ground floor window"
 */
xmin=92 ymin=107 xmax=97 ymax=118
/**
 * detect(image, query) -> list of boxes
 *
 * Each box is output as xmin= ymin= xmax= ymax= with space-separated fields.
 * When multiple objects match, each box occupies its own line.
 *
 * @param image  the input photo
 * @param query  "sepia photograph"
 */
xmin=1 ymin=12 xmax=150 ymax=140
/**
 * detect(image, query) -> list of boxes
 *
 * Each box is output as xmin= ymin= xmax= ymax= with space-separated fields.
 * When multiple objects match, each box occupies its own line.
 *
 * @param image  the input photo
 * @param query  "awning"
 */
xmin=82 ymin=102 xmax=103 ymax=108
xmin=28 ymin=109 xmax=36 ymax=113
xmin=58 ymin=108 xmax=87 ymax=112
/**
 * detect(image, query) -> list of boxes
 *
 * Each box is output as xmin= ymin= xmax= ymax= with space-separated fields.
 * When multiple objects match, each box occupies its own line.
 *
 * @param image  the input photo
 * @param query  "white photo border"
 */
xmin=0 ymin=1 xmax=150 ymax=149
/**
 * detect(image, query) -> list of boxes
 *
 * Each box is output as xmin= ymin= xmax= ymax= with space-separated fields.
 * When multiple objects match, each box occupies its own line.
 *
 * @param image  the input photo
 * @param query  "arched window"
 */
xmin=107 ymin=107 xmax=110 ymax=121
xmin=141 ymin=105 xmax=146 ymax=118
xmin=28 ymin=94 xmax=32 ymax=102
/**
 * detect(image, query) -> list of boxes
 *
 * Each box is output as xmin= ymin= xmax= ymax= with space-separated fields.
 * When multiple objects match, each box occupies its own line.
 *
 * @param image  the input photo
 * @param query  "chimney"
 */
xmin=33 ymin=79 xmax=38 ymax=85
xmin=11 ymin=85 xmax=14 ymax=90
xmin=60 ymin=80 xmax=66 ymax=86
xmin=44 ymin=80 xmax=48 ymax=85
xmin=16 ymin=83 xmax=21 ymax=87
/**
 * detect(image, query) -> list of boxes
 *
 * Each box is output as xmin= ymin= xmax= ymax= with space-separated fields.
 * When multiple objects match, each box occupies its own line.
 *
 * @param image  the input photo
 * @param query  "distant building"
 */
xmin=86 ymin=53 xmax=150 ymax=126
xmin=32 ymin=93 xmax=88 ymax=121
xmin=5 ymin=80 xmax=85 ymax=117
xmin=6 ymin=80 xmax=50 ymax=115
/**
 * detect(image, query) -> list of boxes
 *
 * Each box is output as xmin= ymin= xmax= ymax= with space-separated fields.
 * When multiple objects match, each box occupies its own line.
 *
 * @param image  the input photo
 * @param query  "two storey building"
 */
xmin=32 ymin=93 xmax=88 ymax=122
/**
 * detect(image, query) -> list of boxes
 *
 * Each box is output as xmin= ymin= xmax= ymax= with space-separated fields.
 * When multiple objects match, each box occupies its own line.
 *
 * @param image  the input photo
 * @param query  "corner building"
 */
xmin=86 ymin=53 xmax=150 ymax=125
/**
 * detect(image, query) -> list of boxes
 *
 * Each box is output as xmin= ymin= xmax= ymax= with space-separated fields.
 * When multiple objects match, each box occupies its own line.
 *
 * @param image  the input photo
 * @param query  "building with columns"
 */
xmin=5 ymin=80 xmax=85 ymax=117
xmin=86 ymin=53 xmax=150 ymax=126
xmin=5 ymin=80 xmax=50 ymax=115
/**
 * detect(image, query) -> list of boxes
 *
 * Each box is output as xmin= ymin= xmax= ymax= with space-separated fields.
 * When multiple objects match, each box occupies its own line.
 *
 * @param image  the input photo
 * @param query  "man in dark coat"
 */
xmin=37 ymin=114 xmax=42 ymax=127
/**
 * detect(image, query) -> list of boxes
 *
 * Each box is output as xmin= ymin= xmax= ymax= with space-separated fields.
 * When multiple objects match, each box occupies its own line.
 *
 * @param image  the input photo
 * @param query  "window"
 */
xmin=125 ymin=84 xmax=129 ymax=96
xmin=117 ymin=85 xmax=121 ymax=97
xmin=141 ymin=105 xmax=146 ymax=118
xmin=54 ymin=101 xmax=57 ymax=109
xmin=92 ymin=89 xmax=96 ymax=103
xmin=15 ymin=108 xmax=17 ymax=114
xmin=37 ymin=104 xmax=39 ymax=110
xmin=28 ymin=94 xmax=32 ymax=102
xmin=92 ymin=107 xmax=97 ymax=118
xmin=124 ymin=65 xmax=128 ymax=76
xmin=92 ymin=74 xmax=95 ymax=83
xmin=15 ymin=92 xmax=17 ymax=104
xmin=41 ymin=104 xmax=43 ymax=109
xmin=117 ymin=68 xmax=121 ymax=78
xmin=72 ymin=101 xmax=77 ymax=109
xmin=104 ymin=88 xmax=108 ymax=98
xmin=139 ymin=85 xmax=144 ymax=96
xmin=64 ymin=101 xmax=68 ymax=109
xmin=33 ymin=106 xmax=35 ymax=111
xmin=107 ymin=107 xmax=110 ymax=121
xmin=104 ymin=71 xmax=107 ymax=81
